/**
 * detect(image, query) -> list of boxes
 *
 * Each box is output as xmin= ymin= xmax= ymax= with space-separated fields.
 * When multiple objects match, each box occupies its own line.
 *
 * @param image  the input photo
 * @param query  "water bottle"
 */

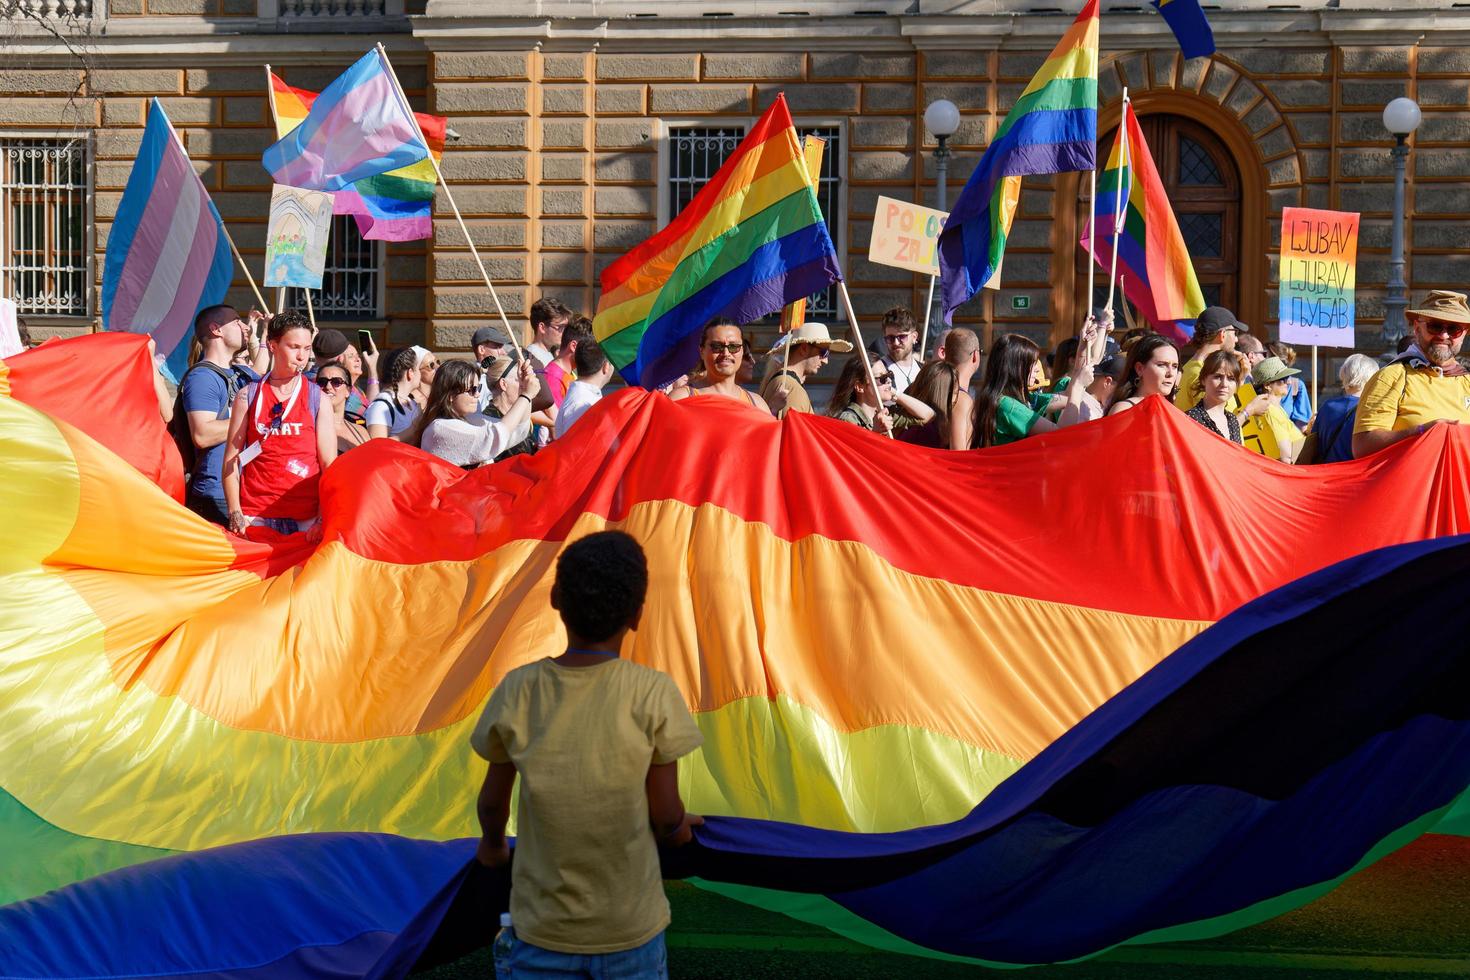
xmin=493 ymin=912 xmax=514 ymax=976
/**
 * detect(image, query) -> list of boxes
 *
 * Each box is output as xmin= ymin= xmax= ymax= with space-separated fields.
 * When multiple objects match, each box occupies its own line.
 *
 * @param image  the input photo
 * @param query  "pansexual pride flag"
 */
xmin=101 ymin=99 xmax=233 ymax=383
xmin=262 ymin=49 xmax=428 ymax=193
xmin=937 ymin=0 xmax=1098 ymax=320
xmin=1082 ymin=99 xmax=1206 ymax=343
xmin=0 ymin=335 xmax=1468 ymax=975
xmin=593 ymin=95 xmax=842 ymax=389
xmin=269 ymin=71 xmax=445 ymax=242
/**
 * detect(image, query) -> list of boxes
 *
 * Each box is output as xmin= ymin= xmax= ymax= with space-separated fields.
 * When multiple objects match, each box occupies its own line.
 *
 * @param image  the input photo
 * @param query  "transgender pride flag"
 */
xmin=262 ymin=49 xmax=428 ymax=193
xmin=101 ymin=99 xmax=233 ymax=383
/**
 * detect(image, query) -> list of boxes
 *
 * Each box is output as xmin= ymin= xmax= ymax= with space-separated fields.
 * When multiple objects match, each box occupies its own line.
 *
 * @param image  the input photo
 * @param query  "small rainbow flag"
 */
xmin=593 ymin=95 xmax=842 ymax=389
xmin=937 ymin=0 xmax=1098 ymax=320
xmin=1082 ymin=99 xmax=1206 ymax=343
xmin=269 ymin=71 xmax=444 ymax=242
xmin=262 ymin=49 xmax=426 ymax=194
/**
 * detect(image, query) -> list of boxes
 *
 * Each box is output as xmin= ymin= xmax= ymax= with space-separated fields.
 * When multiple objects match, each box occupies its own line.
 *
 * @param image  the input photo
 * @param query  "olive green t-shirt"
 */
xmin=471 ymin=657 xmax=703 ymax=954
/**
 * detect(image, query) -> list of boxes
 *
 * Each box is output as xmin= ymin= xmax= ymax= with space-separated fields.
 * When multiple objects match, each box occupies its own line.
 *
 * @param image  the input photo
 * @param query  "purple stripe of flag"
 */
xmin=109 ymin=137 xmax=194 ymax=332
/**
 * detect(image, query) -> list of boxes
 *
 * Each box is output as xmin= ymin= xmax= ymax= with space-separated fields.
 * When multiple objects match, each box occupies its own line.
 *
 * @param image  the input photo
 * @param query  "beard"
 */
xmin=1426 ymin=341 xmax=1456 ymax=365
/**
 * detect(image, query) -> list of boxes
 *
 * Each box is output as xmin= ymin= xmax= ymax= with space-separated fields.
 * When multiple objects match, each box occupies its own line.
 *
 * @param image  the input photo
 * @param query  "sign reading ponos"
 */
xmin=1278 ymin=206 xmax=1360 ymax=349
xmin=869 ymin=195 xmax=948 ymax=276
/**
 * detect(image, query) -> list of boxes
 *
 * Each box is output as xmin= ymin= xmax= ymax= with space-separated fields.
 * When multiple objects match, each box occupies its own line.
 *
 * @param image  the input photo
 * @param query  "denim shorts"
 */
xmin=496 ymin=930 xmax=667 ymax=980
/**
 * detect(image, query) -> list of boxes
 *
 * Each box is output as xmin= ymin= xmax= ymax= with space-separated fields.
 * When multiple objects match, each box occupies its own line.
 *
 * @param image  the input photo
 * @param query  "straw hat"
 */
xmin=1407 ymin=290 xmax=1470 ymax=326
xmin=779 ymin=322 xmax=853 ymax=354
xmin=1253 ymin=356 xmax=1301 ymax=386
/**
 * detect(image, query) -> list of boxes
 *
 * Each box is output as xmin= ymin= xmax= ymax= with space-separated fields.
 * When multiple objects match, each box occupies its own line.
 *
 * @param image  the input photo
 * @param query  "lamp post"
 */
xmin=1383 ymin=96 xmax=1421 ymax=345
xmin=923 ymin=98 xmax=960 ymax=337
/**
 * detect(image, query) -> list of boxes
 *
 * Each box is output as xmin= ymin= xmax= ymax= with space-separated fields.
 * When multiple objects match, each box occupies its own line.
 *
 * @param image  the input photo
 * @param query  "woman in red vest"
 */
xmin=221 ymin=311 xmax=337 ymax=536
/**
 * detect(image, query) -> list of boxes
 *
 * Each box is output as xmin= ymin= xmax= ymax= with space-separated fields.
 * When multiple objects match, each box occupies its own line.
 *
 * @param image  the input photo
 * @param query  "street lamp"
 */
xmin=1383 ymin=96 xmax=1421 ymax=344
xmin=923 ymin=98 xmax=960 ymax=335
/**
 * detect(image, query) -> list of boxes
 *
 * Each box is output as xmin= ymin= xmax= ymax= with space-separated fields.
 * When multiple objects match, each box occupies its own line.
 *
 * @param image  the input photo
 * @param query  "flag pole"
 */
xmin=375 ymin=42 xmax=526 ymax=365
xmin=837 ymin=280 xmax=894 ymax=439
xmin=1087 ymin=169 xmax=1097 ymax=322
xmin=919 ymin=273 xmax=936 ymax=360
xmin=1104 ymin=90 xmax=1131 ymax=317
xmin=263 ymin=66 xmax=288 ymax=315
xmin=304 ymin=290 xmax=317 ymax=332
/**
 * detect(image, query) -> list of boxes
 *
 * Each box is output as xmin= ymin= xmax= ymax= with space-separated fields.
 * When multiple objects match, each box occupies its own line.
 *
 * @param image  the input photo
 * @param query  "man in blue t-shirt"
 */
xmin=180 ymin=305 xmax=265 ymax=524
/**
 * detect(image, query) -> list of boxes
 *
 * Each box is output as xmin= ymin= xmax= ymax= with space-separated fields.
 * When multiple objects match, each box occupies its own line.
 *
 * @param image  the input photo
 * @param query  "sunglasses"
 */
xmin=316 ymin=377 xmax=349 ymax=390
xmin=706 ymin=342 xmax=743 ymax=354
xmin=458 ymin=383 xmax=481 ymax=395
xmin=872 ymin=373 xmax=894 ymax=385
xmin=1422 ymin=322 xmax=1467 ymax=338
xmin=883 ymin=334 xmax=913 ymax=343
xmin=422 ymin=360 xmax=440 ymax=370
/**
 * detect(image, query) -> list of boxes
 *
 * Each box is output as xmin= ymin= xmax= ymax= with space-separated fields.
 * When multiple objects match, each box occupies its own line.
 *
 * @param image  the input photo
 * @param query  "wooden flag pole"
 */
xmin=1086 ymin=168 xmax=1097 ymax=321
xmin=304 ymin=289 xmax=317 ymax=332
xmin=1104 ymin=89 xmax=1131 ymax=317
xmin=263 ymin=66 xmax=289 ymax=316
xmin=837 ymin=280 xmax=894 ymax=439
xmin=375 ymin=42 xmax=526 ymax=365
xmin=918 ymin=273 xmax=937 ymax=360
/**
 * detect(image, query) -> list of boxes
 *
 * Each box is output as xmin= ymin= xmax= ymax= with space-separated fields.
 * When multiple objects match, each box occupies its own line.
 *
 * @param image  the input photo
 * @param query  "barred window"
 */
xmin=665 ymin=123 xmax=842 ymax=319
xmin=286 ymin=215 xmax=382 ymax=319
xmin=0 ymin=136 xmax=90 ymax=318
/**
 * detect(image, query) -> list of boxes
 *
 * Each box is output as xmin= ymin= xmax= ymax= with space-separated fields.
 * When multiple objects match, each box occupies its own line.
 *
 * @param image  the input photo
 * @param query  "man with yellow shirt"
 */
xmin=1353 ymin=290 xmax=1470 ymax=459
xmin=1175 ymin=306 xmax=1243 ymax=411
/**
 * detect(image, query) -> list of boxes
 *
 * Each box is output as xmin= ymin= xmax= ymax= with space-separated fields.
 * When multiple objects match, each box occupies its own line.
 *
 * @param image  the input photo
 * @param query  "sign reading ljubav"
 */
xmin=869 ymin=196 xmax=948 ymax=276
xmin=1278 ymin=206 xmax=1360 ymax=349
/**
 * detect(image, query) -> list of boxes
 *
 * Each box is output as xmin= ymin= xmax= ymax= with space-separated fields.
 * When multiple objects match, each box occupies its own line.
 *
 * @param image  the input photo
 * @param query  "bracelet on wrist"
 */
xmin=517 ymin=393 xmax=532 ymax=405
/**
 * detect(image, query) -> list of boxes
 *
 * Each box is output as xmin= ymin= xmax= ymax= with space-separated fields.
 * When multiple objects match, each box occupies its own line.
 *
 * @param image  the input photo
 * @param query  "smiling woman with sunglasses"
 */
xmin=409 ymin=359 xmax=541 ymax=468
xmin=316 ymin=363 xmax=369 ymax=455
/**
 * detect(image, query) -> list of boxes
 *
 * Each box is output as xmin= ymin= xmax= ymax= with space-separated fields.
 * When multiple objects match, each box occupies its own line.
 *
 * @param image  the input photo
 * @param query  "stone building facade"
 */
xmin=2 ymin=0 xmax=1467 ymax=370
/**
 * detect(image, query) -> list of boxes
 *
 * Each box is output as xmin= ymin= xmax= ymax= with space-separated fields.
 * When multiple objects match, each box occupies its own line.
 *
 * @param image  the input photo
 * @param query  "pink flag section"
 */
xmin=262 ymin=49 xmax=428 ymax=193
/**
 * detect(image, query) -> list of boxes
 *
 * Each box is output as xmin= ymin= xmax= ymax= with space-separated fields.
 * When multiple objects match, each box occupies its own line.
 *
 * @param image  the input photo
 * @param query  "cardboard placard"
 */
xmin=1278 ymin=206 xmax=1359 ymax=349
xmin=869 ymin=195 xmax=948 ymax=276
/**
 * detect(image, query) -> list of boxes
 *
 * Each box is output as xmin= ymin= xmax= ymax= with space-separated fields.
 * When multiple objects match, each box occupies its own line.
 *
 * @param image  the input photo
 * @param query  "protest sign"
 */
xmin=869 ymin=196 xmax=947 ymax=276
xmin=1278 ymin=207 xmax=1359 ymax=349
xmin=264 ymin=185 xmax=334 ymax=290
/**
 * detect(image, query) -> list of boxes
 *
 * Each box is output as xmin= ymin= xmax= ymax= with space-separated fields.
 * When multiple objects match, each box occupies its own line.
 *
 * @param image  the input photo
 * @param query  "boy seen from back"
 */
xmin=471 ymin=531 xmax=703 ymax=979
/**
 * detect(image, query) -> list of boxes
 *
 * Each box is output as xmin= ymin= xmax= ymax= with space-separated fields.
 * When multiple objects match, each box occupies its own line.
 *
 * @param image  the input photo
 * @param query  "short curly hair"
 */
xmin=553 ymin=531 xmax=649 ymax=642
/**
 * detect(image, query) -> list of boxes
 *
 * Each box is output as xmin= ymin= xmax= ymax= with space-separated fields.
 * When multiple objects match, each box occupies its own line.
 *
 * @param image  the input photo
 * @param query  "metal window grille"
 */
xmin=666 ymin=124 xmax=842 ymax=320
xmin=0 ymin=137 xmax=91 ymax=318
xmin=287 ymin=215 xmax=381 ymax=319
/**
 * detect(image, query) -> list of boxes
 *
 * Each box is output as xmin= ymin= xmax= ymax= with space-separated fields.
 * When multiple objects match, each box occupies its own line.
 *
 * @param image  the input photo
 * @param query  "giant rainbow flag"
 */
xmin=1 ymin=334 xmax=1468 ymax=975
xmin=593 ymin=95 xmax=842 ymax=389
xmin=937 ymin=0 xmax=1099 ymax=320
xmin=1082 ymin=98 xmax=1207 ymax=343
xmin=269 ymin=70 xmax=445 ymax=242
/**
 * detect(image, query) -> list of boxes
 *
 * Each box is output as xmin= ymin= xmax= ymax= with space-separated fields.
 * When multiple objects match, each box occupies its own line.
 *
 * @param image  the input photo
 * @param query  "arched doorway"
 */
xmin=1073 ymin=113 xmax=1245 ymax=331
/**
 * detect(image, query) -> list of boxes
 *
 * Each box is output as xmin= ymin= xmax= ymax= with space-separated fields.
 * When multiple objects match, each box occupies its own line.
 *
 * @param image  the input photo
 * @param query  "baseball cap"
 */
xmin=472 ymin=325 xmax=512 ymax=348
xmin=1194 ymin=306 xmax=1247 ymax=339
xmin=312 ymin=328 xmax=349 ymax=360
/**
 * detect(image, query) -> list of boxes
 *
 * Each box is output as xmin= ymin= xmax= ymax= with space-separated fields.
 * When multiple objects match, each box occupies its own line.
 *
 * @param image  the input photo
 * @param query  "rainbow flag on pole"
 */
xmin=593 ymin=95 xmax=842 ymax=389
xmin=262 ymin=49 xmax=427 ymax=193
xmin=269 ymin=71 xmax=444 ymax=242
xmin=1081 ymin=99 xmax=1206 ymax=343
xmin=937 ymin=0 xmax=1099 ymax=321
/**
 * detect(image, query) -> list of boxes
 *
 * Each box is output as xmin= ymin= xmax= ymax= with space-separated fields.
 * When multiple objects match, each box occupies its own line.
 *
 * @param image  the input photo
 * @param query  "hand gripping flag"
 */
xmin=593 ymin=95 xmax=842 ymax=390
xmin=936 ymin=0 xmax=1098 ymax=322
xmin=269 ymin=70 xmax=444 ymax=242
xmin=262 ymin=49 xmax=428 ymax=192
xmin=101 ymin=98 xmax=233 ymax=383
xmin=1081 ymin=100 xmax=1207 ymax=343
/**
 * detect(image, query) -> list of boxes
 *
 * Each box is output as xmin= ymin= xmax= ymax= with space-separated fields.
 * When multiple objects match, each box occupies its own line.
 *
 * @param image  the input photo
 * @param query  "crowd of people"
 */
xmin=91 ymin=284 xmax=1467 ymax=539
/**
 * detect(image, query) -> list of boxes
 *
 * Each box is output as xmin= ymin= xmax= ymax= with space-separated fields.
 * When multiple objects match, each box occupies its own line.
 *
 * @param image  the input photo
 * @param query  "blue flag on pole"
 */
xmin=1152 ymin=0 xmax=1215 ymax=59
